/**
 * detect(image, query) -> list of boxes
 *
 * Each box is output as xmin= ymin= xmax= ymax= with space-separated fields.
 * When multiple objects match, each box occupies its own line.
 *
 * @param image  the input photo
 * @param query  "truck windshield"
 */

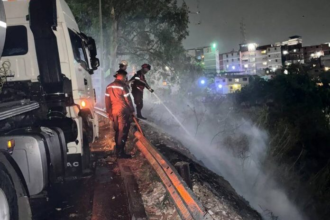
xmin=68 ymin=29 xmax=88 ymax=64
xmin=3 ymin=26 xmax=28 ymax=56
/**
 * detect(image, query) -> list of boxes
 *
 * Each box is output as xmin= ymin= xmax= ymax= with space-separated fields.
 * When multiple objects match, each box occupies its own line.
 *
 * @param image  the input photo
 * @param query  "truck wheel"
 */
xmin=0 ymin=163 xmax=31 ymax=220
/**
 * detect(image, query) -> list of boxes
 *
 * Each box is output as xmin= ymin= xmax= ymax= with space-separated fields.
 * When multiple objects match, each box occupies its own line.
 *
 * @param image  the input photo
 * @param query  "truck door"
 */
xmin=68 ymin=29 xmax=93 ymax=100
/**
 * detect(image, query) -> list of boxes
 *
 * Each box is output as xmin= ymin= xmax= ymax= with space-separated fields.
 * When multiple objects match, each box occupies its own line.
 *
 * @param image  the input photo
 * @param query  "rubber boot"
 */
xmin=137 ymin=107 xmax=147 ymax=120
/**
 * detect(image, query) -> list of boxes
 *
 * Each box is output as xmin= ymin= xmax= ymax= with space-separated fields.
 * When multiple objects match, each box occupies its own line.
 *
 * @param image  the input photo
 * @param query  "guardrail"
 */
xmin=95 ymin=108 xmax=212 ymax=220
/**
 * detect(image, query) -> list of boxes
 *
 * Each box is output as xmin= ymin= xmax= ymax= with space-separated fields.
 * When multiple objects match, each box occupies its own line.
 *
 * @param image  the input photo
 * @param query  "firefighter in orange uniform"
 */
xmin=105 ymin=69 xmax=134 ymax=158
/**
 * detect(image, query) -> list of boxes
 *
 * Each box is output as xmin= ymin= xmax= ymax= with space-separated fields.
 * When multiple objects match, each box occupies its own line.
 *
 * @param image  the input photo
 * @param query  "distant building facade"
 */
xmin=186 ymin=46 xmax=220 ymax=73
xmin=217 ymin=36 xmax=330 ymax=75
xmin=303 ymin=43 xmax=330 ymax=73
xmin=215 ymin=75 xmax=250 ymax=94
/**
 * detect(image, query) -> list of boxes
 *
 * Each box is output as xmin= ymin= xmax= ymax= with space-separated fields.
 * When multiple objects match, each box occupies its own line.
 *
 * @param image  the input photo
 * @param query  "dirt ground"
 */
xmin=92 ymin=118 xmax=182 ymax=219
xmin=92 ymin=116 xmax=262 ymax=219
xmin=138 ymin=120 xmax=262 ymax=220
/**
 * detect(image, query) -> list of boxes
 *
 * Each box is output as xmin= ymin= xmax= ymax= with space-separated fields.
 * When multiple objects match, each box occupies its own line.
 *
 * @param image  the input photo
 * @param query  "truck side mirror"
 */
xmin=86 ymin=37 xmax=100 ymax=71
xmin=91 ymin=58 xmax=100 ymax=70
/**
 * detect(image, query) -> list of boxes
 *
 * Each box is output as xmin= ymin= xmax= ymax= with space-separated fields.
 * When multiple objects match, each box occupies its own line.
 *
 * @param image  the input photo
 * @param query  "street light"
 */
xmin=211 ymin=43 xmax=217 ymax=50
xmin=248 ymin=43 xmax=256 ymax=51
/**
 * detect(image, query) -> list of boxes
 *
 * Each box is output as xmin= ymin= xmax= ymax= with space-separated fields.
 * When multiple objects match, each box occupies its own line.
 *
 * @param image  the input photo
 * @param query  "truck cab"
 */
xmin=2 ymin=0 xmax=99 ymax=151
xmin=0 ymin=0 xmax=100 ymax=219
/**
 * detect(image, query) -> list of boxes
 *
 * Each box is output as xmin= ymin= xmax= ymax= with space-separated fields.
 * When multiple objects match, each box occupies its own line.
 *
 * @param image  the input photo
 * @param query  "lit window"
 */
xmin=232 ymin=66 xmax=236 ymax=70
xmin=244 ymin=64 xmax=249 ymax=68
xmin=263 ymin=62 xmax=267 ymax=65
xmin=235 ymin=79 xmax=239 ymax=82
xmin=293 ymin=49 xmax=297 ymax=52
xmin=261 ymin=50 xmax=267 ymax=54
xmin=283 ymin=50 xmax=288 ymax=55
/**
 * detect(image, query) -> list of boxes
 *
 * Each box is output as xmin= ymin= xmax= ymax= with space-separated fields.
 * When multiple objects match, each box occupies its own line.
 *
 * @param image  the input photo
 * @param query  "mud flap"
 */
xmin=66 ymin=154 xmax=82 ymax=177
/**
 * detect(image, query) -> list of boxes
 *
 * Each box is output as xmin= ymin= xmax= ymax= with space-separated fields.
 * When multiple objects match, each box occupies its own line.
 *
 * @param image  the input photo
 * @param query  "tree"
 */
xmin=66 ymin=0 xmax=189 ymax=75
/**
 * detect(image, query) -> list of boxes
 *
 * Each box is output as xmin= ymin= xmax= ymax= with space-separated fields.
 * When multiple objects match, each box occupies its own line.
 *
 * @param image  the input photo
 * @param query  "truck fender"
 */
xmin=79 ymin=108 xmax=94 ymax=143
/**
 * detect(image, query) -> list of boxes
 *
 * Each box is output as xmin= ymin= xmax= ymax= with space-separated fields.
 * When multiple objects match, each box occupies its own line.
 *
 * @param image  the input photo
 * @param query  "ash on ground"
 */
xmin=139 ymin=121 xmax=262 ymax=220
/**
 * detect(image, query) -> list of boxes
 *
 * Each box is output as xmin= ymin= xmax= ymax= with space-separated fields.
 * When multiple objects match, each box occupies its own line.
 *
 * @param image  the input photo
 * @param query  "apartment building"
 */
xmin=281 ymin=36 xmax=304 ymax=66
xmin=220 ymin=51 xmax=241 ymax=72
xmin=215 ymin=75 xmax=250 ymax=94
xmin=186 ymin=46 xmax=220 ymax=73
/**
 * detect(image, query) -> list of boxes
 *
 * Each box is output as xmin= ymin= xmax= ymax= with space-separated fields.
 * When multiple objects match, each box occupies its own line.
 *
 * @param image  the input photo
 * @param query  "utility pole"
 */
xmin=99 ymin=0 xmax=104 ymax=107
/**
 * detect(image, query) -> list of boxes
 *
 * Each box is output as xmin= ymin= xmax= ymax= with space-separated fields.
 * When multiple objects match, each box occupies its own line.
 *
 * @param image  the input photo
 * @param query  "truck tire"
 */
xmin=0 ymin=162 xmax=31 ymax=220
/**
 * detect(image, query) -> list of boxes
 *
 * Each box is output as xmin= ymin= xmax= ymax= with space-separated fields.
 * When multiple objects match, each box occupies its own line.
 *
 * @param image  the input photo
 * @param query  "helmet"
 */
xmin=119 ymin=60 xmax=128 ymax=66
xmin=142 ymin=63 xmax=151 ymax=70
xmin=114 ymin=69 xmax=128 ymax=77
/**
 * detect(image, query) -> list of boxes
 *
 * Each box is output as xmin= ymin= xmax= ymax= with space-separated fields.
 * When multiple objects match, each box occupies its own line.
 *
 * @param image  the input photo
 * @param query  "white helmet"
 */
xmin=119 ymin=60 xmax=128 ymax=66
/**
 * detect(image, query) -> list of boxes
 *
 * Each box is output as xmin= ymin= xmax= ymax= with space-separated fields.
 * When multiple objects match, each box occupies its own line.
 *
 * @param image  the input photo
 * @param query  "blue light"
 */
xmin=218 ymin=84 xmax=223 ymax=89
xmin=201 ymin=80 xmax=206 ymax=85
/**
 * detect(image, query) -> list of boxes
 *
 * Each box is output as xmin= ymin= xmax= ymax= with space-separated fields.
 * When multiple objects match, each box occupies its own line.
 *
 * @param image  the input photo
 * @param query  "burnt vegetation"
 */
xmin=235 ymin=65 xmax=330 ymax=219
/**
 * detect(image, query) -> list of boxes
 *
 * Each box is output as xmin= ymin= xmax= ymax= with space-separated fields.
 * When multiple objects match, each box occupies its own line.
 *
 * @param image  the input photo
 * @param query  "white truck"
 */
xmin=0 ymin=0 xmax=100 ymax=219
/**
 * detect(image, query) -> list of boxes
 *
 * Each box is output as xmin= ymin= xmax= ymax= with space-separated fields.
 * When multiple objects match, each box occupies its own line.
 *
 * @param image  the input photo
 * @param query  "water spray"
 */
xmin=152 ymin=92 xmax=194 ymax=138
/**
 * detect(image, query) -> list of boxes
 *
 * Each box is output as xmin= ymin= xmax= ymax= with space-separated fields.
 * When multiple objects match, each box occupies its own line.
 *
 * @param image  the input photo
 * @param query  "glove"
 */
xmin=149 ymin=88 xmax=154 ymax=93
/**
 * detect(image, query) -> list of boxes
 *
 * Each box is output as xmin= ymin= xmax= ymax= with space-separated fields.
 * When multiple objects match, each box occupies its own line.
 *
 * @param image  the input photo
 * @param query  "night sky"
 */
xmin=183 ymin=0 xmax=330 ymax=52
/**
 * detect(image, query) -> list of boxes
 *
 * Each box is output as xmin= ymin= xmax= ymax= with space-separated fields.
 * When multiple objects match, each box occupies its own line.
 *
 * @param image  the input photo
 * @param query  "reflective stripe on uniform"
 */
xmin=105 ymin=93 xmax=110 ymax=97
xmin=124 ymin=93 xmax=131 ymax=97
xmin=107 ymin=86 xmax=124 ymax=90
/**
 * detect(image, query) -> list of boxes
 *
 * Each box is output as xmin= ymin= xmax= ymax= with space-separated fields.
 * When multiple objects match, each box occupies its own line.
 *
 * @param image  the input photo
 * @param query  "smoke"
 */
xmin=143 ymin=92 xmax=306 ymax=220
